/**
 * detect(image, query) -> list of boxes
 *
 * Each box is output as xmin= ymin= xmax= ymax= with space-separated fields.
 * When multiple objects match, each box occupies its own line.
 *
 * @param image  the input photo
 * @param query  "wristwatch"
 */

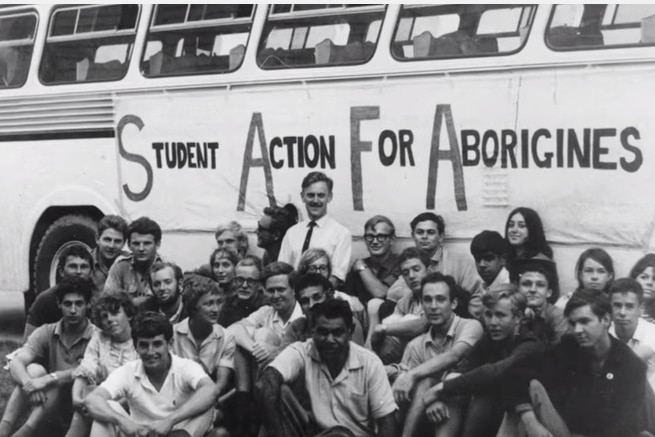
xmin=355 ymin=263 xmax=368 ymax=273
xmin=48 ymin=372 xmax=58 ymax=382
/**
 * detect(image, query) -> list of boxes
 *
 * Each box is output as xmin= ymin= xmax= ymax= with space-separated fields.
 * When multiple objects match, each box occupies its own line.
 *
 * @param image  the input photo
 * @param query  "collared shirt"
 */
xmin=23 ymin=320 xmax=96 ymax=372
xmin=400 ymin=315 xmax=483 ymax=373
xmin=270 ymin=340 xmax=397 ymax=437
xmin=468 ymin=267 xmax=510 ymax=319
xmin=393 ymin=292 xmax=424 ymax=318
xmin=73 ymin=330 xmax=137 ymax=384
xmin=610 ymin=318 xmax=655 ymax=392
xmin=173 ymin=318 xmax=235 ymax=379
xmin=278 ymin=215 xmax=352 ymax=281
xmin=343 ymin=253 xmax=400 ymax=302
xmin=244 ymin=302 xmax=304 ymax=338
xmin=91 ymin=248 xmax=129 ymax=293
xmin=101 ymin=354 xmax=210 ymax=423
xmin=104 ymin=253 xmax=164 ymax=297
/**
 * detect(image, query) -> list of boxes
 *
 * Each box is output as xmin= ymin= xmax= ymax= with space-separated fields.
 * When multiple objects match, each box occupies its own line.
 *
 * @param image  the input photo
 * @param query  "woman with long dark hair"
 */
xmin=504 ymin=207 xmax=553 ymax=261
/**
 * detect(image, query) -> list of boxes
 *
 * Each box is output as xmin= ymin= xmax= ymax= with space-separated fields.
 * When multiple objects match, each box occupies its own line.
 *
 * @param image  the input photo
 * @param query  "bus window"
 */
xmin=141 ymin=4 xmax=255 ymax=77
xmin=547 ymin=4 xmax=655 ymax=50
xmin=392 ymin=4 xmax=536 ymax=60
xmin=40 ymin=5 xmax=139 ymax=85
xmin=258 ymin=4 xmax=385 ymax=69
xmin=0 ymin=11 xmax=37 ymax=88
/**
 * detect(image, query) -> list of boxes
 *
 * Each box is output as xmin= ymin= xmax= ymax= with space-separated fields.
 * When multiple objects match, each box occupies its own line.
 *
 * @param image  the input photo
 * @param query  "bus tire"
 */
xmin=32 ymin=215 xmax=97 ymax=293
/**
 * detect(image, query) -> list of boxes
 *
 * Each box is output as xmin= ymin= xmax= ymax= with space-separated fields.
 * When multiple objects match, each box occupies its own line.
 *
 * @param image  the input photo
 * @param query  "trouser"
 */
xmin=459 ymin=393 xmax=506 ymax=437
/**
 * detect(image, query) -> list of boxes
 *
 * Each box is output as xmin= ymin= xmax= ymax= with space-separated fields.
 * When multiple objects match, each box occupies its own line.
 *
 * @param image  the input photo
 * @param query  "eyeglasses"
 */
xmin=233 ymin=277 xmax=259 ymax=287
xmin=307 ymin=265 xmax=329 ymax=274
xmin=364 ymin=233 xmax=391 ymax=243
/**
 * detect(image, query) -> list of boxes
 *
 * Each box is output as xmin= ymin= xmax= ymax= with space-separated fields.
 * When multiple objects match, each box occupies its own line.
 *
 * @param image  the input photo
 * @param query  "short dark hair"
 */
xmin=183 ymin=273 xmax=223 ymax=315
xmin=55 ymin=276 xmax=93 ymax=303
xmin=564 ymin=288 xmax=611 ymax=319
xmin=301 ymin=171 xmax=333 ymax=193
xmin=127 ymin=217 xmax=162 ymax=244
xmin=607 ymin=278 xmax=643 ymax=303
xmin=97 ymin=215 xmax=128 ymax=240
xmin=398 ymin=247 xmax=430 ymax=269
xmin=421 ymin=272 xmax=460 ymax=301
xmin=149 ymin=262 xmax=183 ymax=286
xmin=482 ymin=283 xmax=526 ymax=318
xmin=311 ymin=299 xmax=353 ymax=330
xmin=470 ymin=230 xmax=509 ymax=258
xmin=410 ymin=212 xmax=445 ymax=235
xmin=364 ymin=215 xmax=396 ymax=236
xmin=58 ymin=246 xmax=93 ymax=274
xmin=131 ymin=311 xmax=173 ymax=344
xmin=91 ymin=290 xmax=136 ymax=326
xmin=262 ymin=261 xmax=295 ymax=285
xmin=209 ymin=246 xmax=241 ymax=269
xmin=293 ymin=273 xmax=333 ymax=299
xmin=263 ymin=204 xmax=298 ymax=237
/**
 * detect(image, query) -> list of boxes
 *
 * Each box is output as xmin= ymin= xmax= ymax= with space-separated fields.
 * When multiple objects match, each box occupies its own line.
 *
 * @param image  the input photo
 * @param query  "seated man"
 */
xmin=393 ymin=272 xmax=483 ymax=437
xmin=369 ymin=248 xmax=431 ymax=365
xmin=467 ymin=230 xmax=510 ymax=319
xmin=0 ymin=276 xmax=96 ymax=437
xmin=517 ymin=289 xmax=647 ymax=437
xmin=85 ymin=312 xmax=217 ymax=437
xmin=146 ymin=262 xmax=188 ymax=324
xmin=422 ymin=283 xmax=544 ymax=437
xmin=259 ymin=299 xmax=398 ymax=437
xmin=217 ymin=256 xmax=265 ymax=328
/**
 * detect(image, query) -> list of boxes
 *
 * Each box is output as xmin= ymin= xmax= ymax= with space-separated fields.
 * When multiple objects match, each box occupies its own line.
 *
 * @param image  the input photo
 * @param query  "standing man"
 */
xmin=91 ymin=215 xmax=128 ymax=291
xmin=85 ymin=312 xmax=217 ymax=437
xmin=259 ymin=299 xmax=398 ymax=437
xmin=0 ymin=276 xmax=95 ymax=437
xmin=104 ymin=216 xmax=164 ymax=305
xmin=279 ymin=171 xmax=351 ymax=289
xmin=467 ymin=230 xmax=510 ymax=318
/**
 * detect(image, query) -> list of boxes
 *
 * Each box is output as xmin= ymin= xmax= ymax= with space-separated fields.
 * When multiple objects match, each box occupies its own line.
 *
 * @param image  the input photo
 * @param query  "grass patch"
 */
xmin=0 ymin=339 xmax=21 ymax=413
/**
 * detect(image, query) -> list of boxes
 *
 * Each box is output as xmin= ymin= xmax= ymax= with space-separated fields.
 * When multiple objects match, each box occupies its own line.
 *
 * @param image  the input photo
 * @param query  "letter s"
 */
xmin=118 ymin=115 xmax=153 ymax=202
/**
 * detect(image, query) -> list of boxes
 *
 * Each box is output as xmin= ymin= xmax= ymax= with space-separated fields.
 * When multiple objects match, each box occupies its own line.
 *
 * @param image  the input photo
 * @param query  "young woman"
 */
xmin=504 ymin=207 xmax=553 ymax=261
xmin=210 ymin=246 xmax=240 ymax=297
xmin=256 ymin=203 xmax=298 ymax=266
xmin=555 ymin=248 xmax=614 ymax=309
xmin=630 ymin=253 xmax=655 ymax=322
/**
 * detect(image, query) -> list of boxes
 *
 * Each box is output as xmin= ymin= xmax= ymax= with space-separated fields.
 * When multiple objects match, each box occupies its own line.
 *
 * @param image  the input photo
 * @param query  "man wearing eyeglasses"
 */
xmin=217 ymin=256 xmax=265 ymax=328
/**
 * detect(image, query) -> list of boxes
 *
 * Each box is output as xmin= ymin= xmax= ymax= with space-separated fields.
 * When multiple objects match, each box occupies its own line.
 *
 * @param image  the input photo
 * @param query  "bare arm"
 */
xmin=230 ymin=321 xmax=257 ymax=353
xmin=382 ymin=318 xmax=429 ymax=339
xmin=167 ymin=376 xmax=217 ymax=425
xmin=22 ymin=323 xmax=36 ymax=343
xmin=71 ymin=377 xmax=90 ymax=411
xmin=376 ymin=412 xmax=399 ymax=437
xmin=215 ymin=367 xmax=233 ymax=398
xmin=85 ymin=386 xmax=145 ymax=436
xmin=352 ymin=259 xmax=390 ymax=299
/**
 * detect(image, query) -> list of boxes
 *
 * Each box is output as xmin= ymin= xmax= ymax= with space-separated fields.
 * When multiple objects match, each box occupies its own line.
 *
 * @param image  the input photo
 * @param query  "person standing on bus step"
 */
xmin=0 ymin=276 xmax=96 ymax=437
xmin=278 ymin=171 xmax=352 ymax=290
xmin=90 ymin=215 xmax=129 ymax=292
xmin=23 ymin=245 xmax=94 ymax=341
xmin=256 ymin=204 xmax=298 ymax=266
xmin=104 ymin=216 xmax=165 ymax=307
xmin=467 ymin=230 xmax=510 ymax=319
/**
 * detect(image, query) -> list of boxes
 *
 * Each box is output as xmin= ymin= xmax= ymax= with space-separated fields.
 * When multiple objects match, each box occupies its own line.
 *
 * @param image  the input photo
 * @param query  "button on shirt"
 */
xmin=243 ymin=302 xmax=304 ymax=338
xmin=610 ymin=318 xmax=655 ymax=392
xmin=278 ymin=215 xmax=352 ymax=281
xmin=104 ymin=253 xmax=164 ymax=297
xmin=173 ymin=318 xmax=236 ymax=379
xmin=73 ymin=330 xmax=137 ymax=384
xmin=23 ymin=320 xmax=96 ymax=372
xmin=270 ymin=340 xmax=397 ymax=437
xmin=100 ymin=354 xmax=210 ymax=423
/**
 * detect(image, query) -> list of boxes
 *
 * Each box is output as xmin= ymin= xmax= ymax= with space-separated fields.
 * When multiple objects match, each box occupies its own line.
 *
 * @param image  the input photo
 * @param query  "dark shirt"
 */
xmin=217 ymin=292 xmax=265 ymax=328
xmin=526 ymin=334 xmax=646 ymax=437
xmin=343 ymin=253 xmax=400 ymax=303
xmin=26 ymin=285 xmax=60 ymax=328
xmin=442 ymin=330 xmax=544 ymax=408
xmin=525 ymin=304 xmax=570 ymax=346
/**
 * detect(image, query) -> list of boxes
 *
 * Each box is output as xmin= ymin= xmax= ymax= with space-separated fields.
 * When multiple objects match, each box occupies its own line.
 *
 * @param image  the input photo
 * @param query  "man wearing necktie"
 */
xmin=279 ymin=171 xmax=351 ymax=290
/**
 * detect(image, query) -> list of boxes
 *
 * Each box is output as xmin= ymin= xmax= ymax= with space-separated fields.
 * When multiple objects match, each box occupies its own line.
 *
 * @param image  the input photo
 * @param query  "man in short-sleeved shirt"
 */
xmin=259 ymin=299 xmax=398 ymax=437
xmin=173 ymin=318 xmax=235 ymax=379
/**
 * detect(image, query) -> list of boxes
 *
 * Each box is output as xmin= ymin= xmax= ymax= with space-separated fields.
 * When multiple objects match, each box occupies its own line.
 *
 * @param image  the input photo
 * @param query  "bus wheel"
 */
xmin=33 ymin=215 xmax=97 ymax=293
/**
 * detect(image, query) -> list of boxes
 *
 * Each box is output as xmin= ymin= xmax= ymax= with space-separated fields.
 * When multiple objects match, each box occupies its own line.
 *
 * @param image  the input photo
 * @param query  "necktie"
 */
xmin=301 ymin=221 xmax=317 ymax=253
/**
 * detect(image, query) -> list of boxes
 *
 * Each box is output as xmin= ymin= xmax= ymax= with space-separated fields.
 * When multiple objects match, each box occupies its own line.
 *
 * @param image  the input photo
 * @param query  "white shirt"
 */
xmin=610 ymin=318 xmax=655 ymax=392
xmin=244 ymin=302 xmax=305 ymax=338
xmin=278 ymin=215 xmax=352 ymax=281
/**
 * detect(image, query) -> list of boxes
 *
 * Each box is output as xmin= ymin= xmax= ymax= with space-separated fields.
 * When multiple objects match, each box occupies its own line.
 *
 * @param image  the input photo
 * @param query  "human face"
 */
xmin=518 ymin=271 xmax=551 ymax=311
xmin=298 ymin=285 xmax=328 ymax=316
xmin=580 ymin=258 xmax=612 ymax=291
xmin=216 ymin=230 xmax=239 ymax=253
xmin=312 ymin=315 xmax=350 ymax=363
xmin=150 ymin=267 xmax=181 ymax=305
xmin=568 ymin=304 xmax=610 ymax=349
xmin=474 ymin=252 xmax=505 ymax=285
xmin=422 ymin=282 xmax=456 ymax=328
xmin=301 ymin=181 xmax=332 ymax=221
xmin=58 ymin=292 xmax=89 ymax=327
xmin=364 ymin=222 xmax=394 ymax=258
xmin=96 ymin=228 xmax=125 ymax=263
xmin=212 ymin=256 xmax=235 ymax=285
xmin=233 ymin=265 xmax=261 ymax=301
xmin=483 ymin=298 xmax=519 ymax=342
xmin=195 ymin=292 xmax=223 ymax=325
xmin=400 ymin=258 xmax=428 ymax=294
xmin=256 ymin=215 xmax=277 ymax=249
xmin=307 ymin=257 xmax=330 ymax=279
xmin=636 ymin=267 xmax=655 ymax=300
xmin=412 ymin=220 xmax=442 ymax=255
xmin=507 ymin=213 xmax=528 ymax=247
xmin=611 ymin=292 xmax=640 ymax=336
xmin=99 ymin=307 xmax=131 ymax=341
xmin=60 ymin=256 xmax=91 ymax=279
xmin=129 ymin=233 xmax=159 ymax=265
xmin=264 ymin=275 xmax=296 ymax=315
xmin=136 ymin=334 xmax=171 ymax=374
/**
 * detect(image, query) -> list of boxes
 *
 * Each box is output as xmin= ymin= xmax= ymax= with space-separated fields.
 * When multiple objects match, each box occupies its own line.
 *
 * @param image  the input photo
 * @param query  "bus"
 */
xmin=1 ymin=3 xmax=654 ymax=305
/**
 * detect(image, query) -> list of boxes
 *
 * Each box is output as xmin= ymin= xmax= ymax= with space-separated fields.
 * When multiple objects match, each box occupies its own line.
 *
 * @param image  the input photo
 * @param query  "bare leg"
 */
xmin=529 ymin=380 xmax=571 ymax=437
xmin=0 ymin=386 xmax=30 ymax=437
xmin=365 ymin=298 xmax=384 ymax=347
xmin=402 ymin=378 xmax=433 ymax=437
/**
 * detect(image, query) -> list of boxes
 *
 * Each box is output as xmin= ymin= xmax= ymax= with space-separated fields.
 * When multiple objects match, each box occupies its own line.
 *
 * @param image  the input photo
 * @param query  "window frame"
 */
xmin=0 ymin=9 xmax=39 ymax=89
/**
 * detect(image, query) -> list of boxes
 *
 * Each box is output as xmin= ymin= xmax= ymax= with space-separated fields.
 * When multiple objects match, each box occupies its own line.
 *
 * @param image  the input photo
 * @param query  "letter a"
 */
xmin=238 ymin=113 xmax=276 ymax=211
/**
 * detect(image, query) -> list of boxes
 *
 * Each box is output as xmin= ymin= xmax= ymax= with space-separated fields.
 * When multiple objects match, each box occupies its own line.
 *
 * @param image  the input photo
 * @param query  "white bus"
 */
xmin=1 ymin=3 xmax=654 ymax=304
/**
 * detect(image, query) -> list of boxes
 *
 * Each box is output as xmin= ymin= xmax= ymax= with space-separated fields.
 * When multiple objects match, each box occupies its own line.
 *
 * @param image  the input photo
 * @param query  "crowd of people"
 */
xmin=1 ymin=170 xmax=654 ymax=437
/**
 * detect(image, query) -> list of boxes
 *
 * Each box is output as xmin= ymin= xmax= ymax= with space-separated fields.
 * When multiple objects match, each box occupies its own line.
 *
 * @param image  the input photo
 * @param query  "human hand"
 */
xmin=425 ymin=401 xmax=449 ymax=423
xmin=27 ymin=390 xmax=46 ymax=405
xmin=145 ymin=417 xmax=174 ymax=436
xmin=253 ymin=342 xmax=275 ymax=364
xmin=352 ymin=259 xmax=366 ymax=271
xmin=392 ymin=372 xmax=415 ymax=403
xmin=421 ymin=382 xmax=443 ymax=407
xmin=523 ymin=417 xmax=553 ymax=437
xmin=22 ymin=376 xmax=48 ymax=394
xmin=118 ymin=419 xmax=149 ymax=437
